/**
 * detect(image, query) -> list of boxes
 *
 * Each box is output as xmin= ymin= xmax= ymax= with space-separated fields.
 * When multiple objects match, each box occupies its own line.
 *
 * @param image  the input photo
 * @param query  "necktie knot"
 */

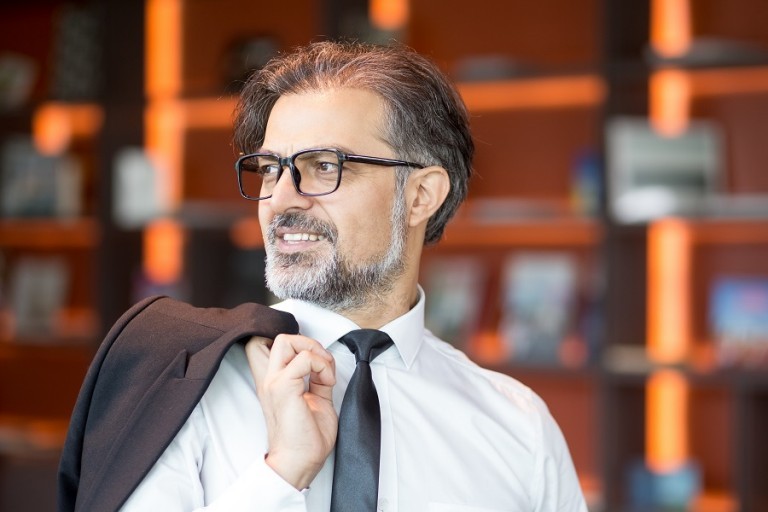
xmin=339 ymin=329 xmax=393 ymax=363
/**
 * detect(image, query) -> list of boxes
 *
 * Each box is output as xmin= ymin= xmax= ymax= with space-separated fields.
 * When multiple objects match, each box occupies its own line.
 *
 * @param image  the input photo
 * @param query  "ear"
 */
xmin=406 ymin=166 xmax=450 ymax=229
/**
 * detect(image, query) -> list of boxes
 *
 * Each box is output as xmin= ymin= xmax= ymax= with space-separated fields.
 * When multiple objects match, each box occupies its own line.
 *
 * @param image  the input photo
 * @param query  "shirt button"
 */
xmin=378 ymin=498 xmax=388 ymax=511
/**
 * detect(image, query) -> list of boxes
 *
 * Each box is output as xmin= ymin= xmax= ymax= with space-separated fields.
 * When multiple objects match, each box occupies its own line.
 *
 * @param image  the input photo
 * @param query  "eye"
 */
xmin=315 ymin=160 xmax=339 ymax=174
xmin=296 ymin=151 xmax=341 ymax=177
xmin=260 ymin=163 xmax=280 ymax=176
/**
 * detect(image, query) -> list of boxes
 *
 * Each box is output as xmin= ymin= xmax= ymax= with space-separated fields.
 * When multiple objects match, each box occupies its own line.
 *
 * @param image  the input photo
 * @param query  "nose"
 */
xmin=265 ymin=164 xmax=312 ymax=213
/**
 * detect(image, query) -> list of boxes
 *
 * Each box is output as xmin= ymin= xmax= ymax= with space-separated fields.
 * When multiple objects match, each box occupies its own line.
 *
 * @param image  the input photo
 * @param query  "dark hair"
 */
xmin=233 ymin=40 xmax=473 ymax=245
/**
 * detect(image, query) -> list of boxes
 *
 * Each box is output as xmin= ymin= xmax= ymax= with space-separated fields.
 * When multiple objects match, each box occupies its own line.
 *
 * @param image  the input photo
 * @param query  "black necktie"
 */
xmin=330 ymin=329 xmax=394 ymax=512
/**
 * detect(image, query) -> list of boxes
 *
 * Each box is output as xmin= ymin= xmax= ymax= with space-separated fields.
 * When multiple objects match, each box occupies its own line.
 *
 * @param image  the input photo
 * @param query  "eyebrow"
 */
xmin=255 ymin=144 xmax=360 ymax=156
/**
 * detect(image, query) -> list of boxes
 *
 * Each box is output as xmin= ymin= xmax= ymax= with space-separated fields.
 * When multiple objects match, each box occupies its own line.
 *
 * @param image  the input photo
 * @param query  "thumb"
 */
xmin=245 ymin=336 xmax=272 ymax=394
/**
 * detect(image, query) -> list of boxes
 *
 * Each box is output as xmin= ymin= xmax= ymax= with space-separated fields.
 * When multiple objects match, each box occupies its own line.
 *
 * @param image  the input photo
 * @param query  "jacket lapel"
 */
xmin=77 ymin=321 xmax=269 ymax=512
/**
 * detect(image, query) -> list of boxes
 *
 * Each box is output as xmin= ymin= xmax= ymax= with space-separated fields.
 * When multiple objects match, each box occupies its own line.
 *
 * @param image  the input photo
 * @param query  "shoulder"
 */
xmin=412 ymin=331 xmax=572 ymax=471
xmin=419 ymin=330 xmax=550 ymax=415
xmin=420 ymin=331 xmax=576 ymax=460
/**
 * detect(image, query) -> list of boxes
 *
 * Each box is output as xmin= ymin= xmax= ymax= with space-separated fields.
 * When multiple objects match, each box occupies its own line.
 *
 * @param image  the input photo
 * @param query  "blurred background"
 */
xmin=1 ymin=0 xmax=767 ymax=510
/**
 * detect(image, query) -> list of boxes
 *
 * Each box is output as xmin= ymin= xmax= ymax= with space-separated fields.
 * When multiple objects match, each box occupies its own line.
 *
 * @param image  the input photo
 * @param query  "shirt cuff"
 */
xmin=207 ymin=453 xmax=307 ymax=511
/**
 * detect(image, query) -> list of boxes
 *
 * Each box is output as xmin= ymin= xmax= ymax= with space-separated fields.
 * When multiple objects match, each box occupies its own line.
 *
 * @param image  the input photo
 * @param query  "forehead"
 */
xmin=262 ymin=88 xmax=391 ymax=154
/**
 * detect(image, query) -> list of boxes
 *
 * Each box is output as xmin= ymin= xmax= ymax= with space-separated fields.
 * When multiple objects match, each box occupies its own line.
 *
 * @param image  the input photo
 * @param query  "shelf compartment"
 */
xmin=0 ymin=342 xmax=93 ymax=418
xmin=0 ymin=218 xmax=99 ymax=249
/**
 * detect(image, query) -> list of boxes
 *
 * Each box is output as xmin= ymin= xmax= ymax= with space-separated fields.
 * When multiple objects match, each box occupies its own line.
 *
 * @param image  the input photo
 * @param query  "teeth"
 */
xmin=282 ymin=233 xmax=326 ymax=242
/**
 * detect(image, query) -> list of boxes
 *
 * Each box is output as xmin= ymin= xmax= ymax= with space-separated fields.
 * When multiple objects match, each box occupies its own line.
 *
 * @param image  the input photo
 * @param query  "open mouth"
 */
xmin=268 ymin=213 xmax=336 ymax=250
xmin=281 ymin=232 xmax=327 ymax=242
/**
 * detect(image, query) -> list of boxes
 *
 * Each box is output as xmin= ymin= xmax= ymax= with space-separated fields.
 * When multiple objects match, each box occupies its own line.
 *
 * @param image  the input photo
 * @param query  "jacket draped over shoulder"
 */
xmin=57 ymin=295 xmax=299 ymax=512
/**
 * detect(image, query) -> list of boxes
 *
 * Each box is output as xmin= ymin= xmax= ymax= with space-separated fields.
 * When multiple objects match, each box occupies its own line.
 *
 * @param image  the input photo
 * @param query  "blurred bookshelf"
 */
xmin=0 ymin=3 xmax=144 ymax=510
xmin=2 ymin=0 xmax=768 ymax=510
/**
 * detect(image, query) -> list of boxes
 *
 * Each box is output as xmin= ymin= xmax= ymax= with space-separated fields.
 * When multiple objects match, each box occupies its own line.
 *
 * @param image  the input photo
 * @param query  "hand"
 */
xmin=245 ymin=334 xmax=337 ymax=490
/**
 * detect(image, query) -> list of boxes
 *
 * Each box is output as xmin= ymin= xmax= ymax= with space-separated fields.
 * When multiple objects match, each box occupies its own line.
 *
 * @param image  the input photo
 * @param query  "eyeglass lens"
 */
xmin=239 ymin=150 xmax=341 ymax=199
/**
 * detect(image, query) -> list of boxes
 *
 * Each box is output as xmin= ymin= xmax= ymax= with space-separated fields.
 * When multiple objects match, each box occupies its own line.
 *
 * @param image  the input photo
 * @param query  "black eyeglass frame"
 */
xmin=235 ymin=147 xmax=425 ymax=201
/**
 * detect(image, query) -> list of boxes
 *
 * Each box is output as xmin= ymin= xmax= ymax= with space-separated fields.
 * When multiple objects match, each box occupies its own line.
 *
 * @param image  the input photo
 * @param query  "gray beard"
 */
xmin=264 ymin=196 xmax=408 ymax=313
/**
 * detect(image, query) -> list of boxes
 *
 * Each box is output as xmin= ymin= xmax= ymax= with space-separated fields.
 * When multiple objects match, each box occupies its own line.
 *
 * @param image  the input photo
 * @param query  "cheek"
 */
xmin=258 ymin=204 xmax=273 ymax=236
xmin=338 ymin=203 xmax=392 ymax=257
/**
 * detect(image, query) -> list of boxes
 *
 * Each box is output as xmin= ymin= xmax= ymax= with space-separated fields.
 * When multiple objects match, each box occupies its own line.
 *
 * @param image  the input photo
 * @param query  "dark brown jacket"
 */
xmin=57 ymin=295 xmax=298 ymax=512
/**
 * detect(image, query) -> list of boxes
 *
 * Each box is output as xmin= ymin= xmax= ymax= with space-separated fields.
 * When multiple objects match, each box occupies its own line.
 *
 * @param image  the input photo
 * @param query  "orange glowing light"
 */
xmin=182 ymin=97 xmax=238 ymax=129
xmin=647 ymin=218 xmax=691 ymax=364
xmin=146 ymin=0 xmax=181 ymax=100
xmin=650 ymin=69 xmax=691 ymax=137
xmin=33 ymin=102 xmax=104 ymax=156
xmin=146 ymin=0 xmax=183 ymax=210
xmin=230 ymin=216 xmax=264 ymax=249
xmin=32 ymin=103 xmax=71 ymax=155
xmin=470 ymin=331 xmax=506 ymax=366
xmin=646 ymin=369 xmax=689 ymax=472
xmin=651 ymin=0 xmax=691 ymax=58
xmin=369 ymin=0 xmax=409 ymax=31
xmin=145 ymin=100 xmax=183 ymax=209
xmin=143 ymin=217 xmax=185 ymax=285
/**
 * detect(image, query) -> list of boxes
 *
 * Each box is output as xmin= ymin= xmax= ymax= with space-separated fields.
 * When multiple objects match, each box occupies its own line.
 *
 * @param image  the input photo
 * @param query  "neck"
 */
xmin=339 ymin=236 xmax=423 ymax=328
xmin=337 ymin=281 xmax=419 ymax=329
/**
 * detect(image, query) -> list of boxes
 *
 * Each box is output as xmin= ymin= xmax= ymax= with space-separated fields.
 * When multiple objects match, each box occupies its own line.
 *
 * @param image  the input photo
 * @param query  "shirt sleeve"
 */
xmin=529 ymin=395 xmax=589 ymax=512
xmin=119 ymin=406 xmax=308 ymax=512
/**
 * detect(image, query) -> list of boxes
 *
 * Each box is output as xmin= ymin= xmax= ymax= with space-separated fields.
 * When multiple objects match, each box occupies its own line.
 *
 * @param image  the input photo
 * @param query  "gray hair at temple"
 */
xmin=233 ymin=40 xmax=474 ymax=245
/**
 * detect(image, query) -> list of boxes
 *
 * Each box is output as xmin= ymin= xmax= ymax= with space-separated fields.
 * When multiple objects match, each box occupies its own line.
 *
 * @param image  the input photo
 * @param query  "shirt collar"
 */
xmin=270 ymin=286 xmax=425 ymax=369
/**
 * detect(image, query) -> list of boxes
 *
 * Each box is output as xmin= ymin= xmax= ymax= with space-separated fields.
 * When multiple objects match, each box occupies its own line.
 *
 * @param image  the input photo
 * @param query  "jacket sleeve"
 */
xmin=57 ymin=295 xmax=165 ymax=512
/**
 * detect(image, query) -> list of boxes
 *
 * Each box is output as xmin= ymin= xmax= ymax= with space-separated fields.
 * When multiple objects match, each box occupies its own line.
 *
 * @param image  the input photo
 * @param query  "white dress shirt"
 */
xmin=121 ymin=289 xmax=587 ymax=512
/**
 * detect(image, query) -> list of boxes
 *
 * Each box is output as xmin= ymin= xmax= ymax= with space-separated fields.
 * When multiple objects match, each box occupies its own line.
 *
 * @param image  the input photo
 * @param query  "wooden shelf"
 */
xmin=689 ymin=65 xmax=768 ymax=98
xmin=0 ymin=414 xmax=70 ymax=456
xmin=0 ymin=217 xmax=100 ymax=249
xmin=690 ymin=490 xmax=739 ymax=512
xmin=440 ymin=215 xmax=602 ymax=248
xmin=602 ymin=343 xmax=768 ymax=386
xmin=457 ymin=74 xmax=606 ymax=112
xmin=0 ymin=331 xmax=98 ymax=349
xmin=487 ymin=361 xmax=598 ymax=379
xmin=0 ymin=339 xmax=95 ymax=359
xmin=148 ymin=73 xmax=607 ymax=133
xmin=686 ymin=218 xmax=768 ymax=245
xmin=146 ymin=96 xmax=237 ymax=131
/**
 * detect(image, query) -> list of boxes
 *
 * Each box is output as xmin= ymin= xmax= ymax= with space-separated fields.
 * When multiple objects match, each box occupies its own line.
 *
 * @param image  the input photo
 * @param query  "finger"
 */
xmin=245 ymin=336 xmax=272 ymax=390
xmin=278 ymin=350 xmax=336 ymax=389
xmin=308 ymin=372 xmax=335 ymax=402
xmin=268 ymin=334 xmax=333 ymax=374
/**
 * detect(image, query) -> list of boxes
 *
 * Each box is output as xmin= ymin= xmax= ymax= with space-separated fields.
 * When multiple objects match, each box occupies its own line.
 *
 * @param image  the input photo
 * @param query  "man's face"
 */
xmin=258 ymin=88 xmax=408 ymax=312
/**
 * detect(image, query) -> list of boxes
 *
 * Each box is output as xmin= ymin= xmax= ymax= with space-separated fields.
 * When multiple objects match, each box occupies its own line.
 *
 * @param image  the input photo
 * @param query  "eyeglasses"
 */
xmin=235 ymin=148 xmax=425 ymax=201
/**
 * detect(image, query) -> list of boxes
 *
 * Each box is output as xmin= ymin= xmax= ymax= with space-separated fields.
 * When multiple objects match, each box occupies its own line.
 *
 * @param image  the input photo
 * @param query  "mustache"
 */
xmin=267 ymin=212 xmax=337 ymax=244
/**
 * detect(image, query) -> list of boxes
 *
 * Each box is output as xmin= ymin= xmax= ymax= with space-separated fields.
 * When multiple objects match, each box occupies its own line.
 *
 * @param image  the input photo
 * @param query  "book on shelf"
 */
xmin=709 ymin=276 xmax=768 ymax=367
xmin=423 ymin=256 xmax=487 ymax=349
xmin=606 ymin=117 xmax=723 ymax=224
xmin=627 ymin=458 xmax=702 ymax=511
xmin=0 ymin=136 xmax=83 ymax=218
xmin=570 ymin=148 xmax=602 ymax=217
xmin=498 ymin=252 xmax=579 ymax=365
xmin=112 ymin=147 xmax=169 ymax=228
xmin=50 ymin=4 xmax=102 ymax=101
xmin=8 ymin=256 xmax=69 ymax=339
xmin=0 ymin=52 xmax=37 ymax=110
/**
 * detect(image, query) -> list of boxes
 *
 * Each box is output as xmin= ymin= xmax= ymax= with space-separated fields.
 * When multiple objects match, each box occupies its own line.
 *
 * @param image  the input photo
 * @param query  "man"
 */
xmin=120 ymin=41 xmax=587 ymax=511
